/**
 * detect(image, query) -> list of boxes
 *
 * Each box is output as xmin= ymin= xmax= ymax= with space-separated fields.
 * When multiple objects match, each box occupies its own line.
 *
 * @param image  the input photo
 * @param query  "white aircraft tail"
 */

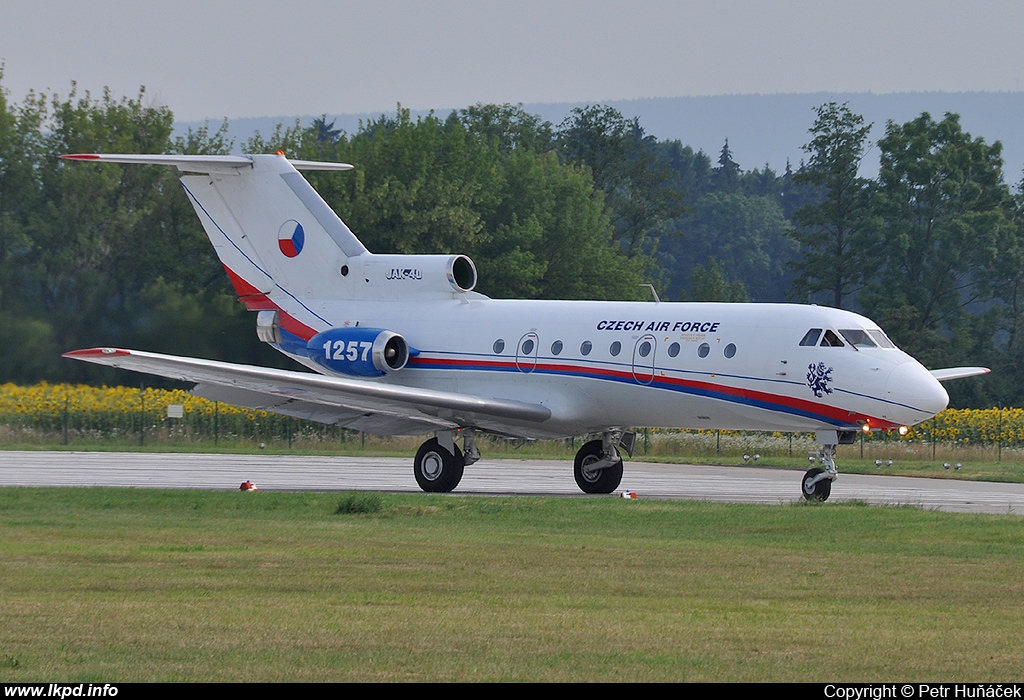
xmin=61 ymin=154 xmax=479 ymax=329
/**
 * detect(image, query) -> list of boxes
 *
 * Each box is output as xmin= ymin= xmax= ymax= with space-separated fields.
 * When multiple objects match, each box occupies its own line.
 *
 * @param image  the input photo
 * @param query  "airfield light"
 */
xmin=862 ymin=424 xmax=871 ymax=433
xmin=898 ymin=425 xmax=909 ymax=436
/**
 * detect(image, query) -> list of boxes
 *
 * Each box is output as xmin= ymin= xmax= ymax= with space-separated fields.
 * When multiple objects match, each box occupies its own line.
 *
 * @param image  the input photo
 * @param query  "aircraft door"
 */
xmin=632 ymin=335 xmax=656 ymax=384
xmin=516 ymin=333 xmax=539 ymax=373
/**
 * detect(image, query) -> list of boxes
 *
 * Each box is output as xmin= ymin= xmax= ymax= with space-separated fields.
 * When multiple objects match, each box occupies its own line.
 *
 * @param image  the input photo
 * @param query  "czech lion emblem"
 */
xmin=806 ymin=362 xmax=833 ymax=398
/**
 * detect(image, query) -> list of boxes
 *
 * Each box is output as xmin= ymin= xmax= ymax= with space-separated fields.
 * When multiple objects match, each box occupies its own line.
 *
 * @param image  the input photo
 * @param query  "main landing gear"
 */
xmin=573 ymin=432 xmax=632 ymax=494
xmin=412 ymin=429 xmax=634 ymax=495
xmin=801 ymin=430 xmax=854 ymax=501
xmin=413 ymin=430 xmax=480 ymax=493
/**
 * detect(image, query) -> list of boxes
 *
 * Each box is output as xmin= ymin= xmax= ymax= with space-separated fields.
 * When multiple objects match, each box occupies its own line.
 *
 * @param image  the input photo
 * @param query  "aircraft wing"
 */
xmin=930 ymin=367 xmax=991 ymax=382
xmin=63 ymin=348 xmax=551 ymax=436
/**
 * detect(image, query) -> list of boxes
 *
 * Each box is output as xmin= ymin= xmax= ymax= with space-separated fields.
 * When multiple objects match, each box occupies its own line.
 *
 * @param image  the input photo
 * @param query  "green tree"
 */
xmin=557 ymin=105 xmax=685 ymax=260
xmin=862 ymin=112 xmax=1011 ymax=368
xmin=0 ymin=79 xmax=259 ymax=383
xmin=713 ymin=138 xmax=741 ymax=191
xmin=686 ymin=259 xmax=750 ymax=302
xmin=452 ymin=103 xmax=554 ymax=154
xmin=661 ymin=191 xmax=795 ymax=302
xmin=246 ymin=106 xmax=646 ymax=301
xmin=789 ymin=102 xmax=874 ymax=308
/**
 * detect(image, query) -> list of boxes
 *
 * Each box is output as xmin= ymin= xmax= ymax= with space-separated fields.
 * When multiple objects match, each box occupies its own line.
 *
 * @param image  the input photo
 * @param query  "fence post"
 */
xmin=139 ymin=382 xmax=145 ymax=447
xmin=998 ymin=403 xmax=1003 ymax=463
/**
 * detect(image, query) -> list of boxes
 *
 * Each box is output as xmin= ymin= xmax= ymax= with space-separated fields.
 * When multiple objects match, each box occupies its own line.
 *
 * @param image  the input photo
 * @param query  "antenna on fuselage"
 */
xmin=639 ymin=284 xmax=661 ymax=303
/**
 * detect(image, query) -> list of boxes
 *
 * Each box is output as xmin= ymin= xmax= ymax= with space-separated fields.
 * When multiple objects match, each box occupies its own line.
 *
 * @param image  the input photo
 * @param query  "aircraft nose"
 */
xmin=886 ymin=361 xmax=949 ymax=418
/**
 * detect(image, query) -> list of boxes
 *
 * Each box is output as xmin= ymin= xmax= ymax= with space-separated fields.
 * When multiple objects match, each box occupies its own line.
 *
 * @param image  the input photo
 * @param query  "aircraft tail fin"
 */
xmin=62 ymin=154 xmax=481 ymax=336
xmin=62 ymin=153 xmax=368 ymax=318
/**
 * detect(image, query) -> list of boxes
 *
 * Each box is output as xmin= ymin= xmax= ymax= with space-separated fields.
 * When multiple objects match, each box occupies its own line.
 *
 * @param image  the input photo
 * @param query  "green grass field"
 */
xmin=1 ymin=488 xmax=1022 ymax=682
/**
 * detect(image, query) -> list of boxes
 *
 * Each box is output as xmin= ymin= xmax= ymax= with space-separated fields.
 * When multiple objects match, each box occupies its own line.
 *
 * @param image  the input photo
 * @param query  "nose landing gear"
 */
xmin=801 ymin=432 xmax=851 ymax=501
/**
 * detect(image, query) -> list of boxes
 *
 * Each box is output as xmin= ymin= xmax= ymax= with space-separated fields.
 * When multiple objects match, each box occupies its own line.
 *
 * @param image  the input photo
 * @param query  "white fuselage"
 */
xmin=278 ymin=295 xmax=949 ymax=440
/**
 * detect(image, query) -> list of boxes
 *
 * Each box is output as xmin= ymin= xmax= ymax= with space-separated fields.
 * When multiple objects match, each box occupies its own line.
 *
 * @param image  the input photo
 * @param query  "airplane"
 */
xmin=60 ymin=152 xmax=990 ymax=501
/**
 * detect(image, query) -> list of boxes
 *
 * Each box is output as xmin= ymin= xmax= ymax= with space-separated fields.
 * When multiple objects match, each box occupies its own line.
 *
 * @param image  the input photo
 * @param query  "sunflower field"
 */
xmin=3 ymin=382 xmax=1024 ymax=457
xmin=0 ymin=382 xmax=353 ymax=446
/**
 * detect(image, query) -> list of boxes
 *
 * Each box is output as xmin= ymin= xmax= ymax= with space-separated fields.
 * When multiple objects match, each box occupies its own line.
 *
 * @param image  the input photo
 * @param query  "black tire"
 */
xmin=414 ymin=438 xmax=465 ymax=493
xmin=573 ymin=439 xmax=624 ymax=494
xmin=802 ymin=467 xmax=832 ymax=501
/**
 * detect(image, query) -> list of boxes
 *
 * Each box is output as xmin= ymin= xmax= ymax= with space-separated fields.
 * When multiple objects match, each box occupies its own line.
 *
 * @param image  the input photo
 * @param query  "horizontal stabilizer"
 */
xmin=930 ymin=367 xmax=991 ymax=382
xmin=60 ymin=153 xmax=353 ymax=173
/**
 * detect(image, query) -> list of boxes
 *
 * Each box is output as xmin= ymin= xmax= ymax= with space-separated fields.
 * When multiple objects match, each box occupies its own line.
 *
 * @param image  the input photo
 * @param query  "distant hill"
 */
xmin=175 ymin=92 xmax=1024 ymax=182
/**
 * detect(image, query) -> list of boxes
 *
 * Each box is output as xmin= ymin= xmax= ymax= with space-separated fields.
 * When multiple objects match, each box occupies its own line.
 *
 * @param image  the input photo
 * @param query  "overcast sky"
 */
xmin=3 ymin=0 xmax=1024 ymax=122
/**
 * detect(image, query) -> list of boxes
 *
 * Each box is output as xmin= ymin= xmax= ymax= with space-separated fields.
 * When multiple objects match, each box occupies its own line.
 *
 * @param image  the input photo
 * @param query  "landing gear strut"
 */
xmin=573 ymin=432 xmax=629 ymax=494
xmin=801 ymin=431 xmax=849 ymax=501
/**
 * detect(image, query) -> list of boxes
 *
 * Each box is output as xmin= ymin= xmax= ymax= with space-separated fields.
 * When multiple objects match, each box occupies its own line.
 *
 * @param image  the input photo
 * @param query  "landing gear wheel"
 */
xmin=574 ymin=439 xmax=623 ymax=494
xmin=414 ymin=438 xmax=465 ymax=493
xmin=802 ymin=467 xmax=832 ymax=502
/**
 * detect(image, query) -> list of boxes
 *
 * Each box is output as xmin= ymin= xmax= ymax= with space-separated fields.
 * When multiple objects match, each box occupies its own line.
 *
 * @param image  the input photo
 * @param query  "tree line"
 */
xmin=0 ymin=80 xmax=1019 ymax=407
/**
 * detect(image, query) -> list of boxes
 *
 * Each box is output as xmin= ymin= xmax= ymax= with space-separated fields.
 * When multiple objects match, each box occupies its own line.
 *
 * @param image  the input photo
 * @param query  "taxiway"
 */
xmin=1 ymin=451 xmax=1021 ymax=514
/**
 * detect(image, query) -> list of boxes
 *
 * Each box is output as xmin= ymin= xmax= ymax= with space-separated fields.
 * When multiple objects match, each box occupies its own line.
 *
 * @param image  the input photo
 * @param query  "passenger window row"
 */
xmin=492 ymin=338 xmax=739 ymax=360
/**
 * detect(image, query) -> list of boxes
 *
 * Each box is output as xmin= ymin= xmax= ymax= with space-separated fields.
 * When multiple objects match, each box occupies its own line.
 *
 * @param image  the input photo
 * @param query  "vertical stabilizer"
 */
xmin=61 ymin=153 xmax=368 ymax=320
xmin=177 ymin=154 xmax=367 ymax=309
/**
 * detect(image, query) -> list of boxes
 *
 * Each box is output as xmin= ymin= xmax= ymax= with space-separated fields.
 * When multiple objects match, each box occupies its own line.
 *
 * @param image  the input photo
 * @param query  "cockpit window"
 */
xmin=820 ymin=330 xmax=845 ymax=347
xmin=799 ymin=329 xmax=822 ymax=346
xmin=867 ymin=329 xmax=896 ymax=349
xmin=838 ymin=329 xmax=876 ymax=348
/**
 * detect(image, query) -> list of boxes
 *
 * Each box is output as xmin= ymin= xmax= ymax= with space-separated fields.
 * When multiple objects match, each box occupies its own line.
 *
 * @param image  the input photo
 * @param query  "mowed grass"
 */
xmin=1 ymin=488 xmax=1022 ymax=682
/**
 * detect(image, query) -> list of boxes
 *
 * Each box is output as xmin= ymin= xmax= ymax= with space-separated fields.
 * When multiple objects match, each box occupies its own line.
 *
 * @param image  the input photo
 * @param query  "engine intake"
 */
xmin=351 ymin=254 xmax=478 ymax=299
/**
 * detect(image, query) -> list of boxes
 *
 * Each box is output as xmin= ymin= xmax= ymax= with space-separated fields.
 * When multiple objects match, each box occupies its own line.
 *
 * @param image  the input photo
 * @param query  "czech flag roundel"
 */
xmin=278 ymin=220 xmax=305 ymax=257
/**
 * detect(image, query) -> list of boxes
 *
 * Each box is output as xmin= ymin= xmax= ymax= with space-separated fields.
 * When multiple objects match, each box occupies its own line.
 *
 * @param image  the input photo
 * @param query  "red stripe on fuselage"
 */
xmin=408 ymin=355 xmax=896 ymax=430
xmin=221 ymin=264 xmax=318 ymax=341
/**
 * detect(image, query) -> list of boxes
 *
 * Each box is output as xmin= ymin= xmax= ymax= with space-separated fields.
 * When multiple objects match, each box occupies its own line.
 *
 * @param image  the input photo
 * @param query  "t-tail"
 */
xmin=63 ymin=153 xmax=480 ymax=377
xmin=59 ymin=154 xmax=479 ymax=320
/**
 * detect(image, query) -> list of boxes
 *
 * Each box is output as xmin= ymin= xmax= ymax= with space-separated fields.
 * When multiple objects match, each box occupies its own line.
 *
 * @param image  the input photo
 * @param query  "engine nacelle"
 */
xmin=349 ymin=254 xmax=478 ymax=300
xmin=307 ymin=328 xmax=410 ymax=377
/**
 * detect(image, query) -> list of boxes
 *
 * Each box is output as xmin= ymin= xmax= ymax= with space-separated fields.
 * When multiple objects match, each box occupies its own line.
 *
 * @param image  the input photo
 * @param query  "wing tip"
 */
xmin=930 ymin=366 xmax=992 ymax=382
xmin=63 ymin=347 xmax=131 ymax=359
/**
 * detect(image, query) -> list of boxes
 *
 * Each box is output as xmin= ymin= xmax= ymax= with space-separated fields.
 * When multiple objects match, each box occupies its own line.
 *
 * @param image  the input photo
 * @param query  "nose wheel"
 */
xmin=802 ymin=467 xmax=832 ymax=501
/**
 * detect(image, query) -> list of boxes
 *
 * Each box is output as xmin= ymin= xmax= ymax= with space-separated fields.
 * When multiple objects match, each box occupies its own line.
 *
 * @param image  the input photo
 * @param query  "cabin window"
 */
xmin=609 ymin=341 xmax=621 ymax=356
xmin=580 ymin=340 xmax=593 ymax=356
xmin=493 ymin=339 xmax=505 ymax=353
xmin=697 ymin=343 xmax=710 ymax=358
xmin=521 ymin=338 xmax=535 ymax=355
xmin=724 ymin=343 xmax=737 ymax=358
xmin=551 ymin=340 xmax=563 ymax=355
xmin=638 ymin=340 xmax=653 ymax=358
xmin=820 ymin=330 xmax=845 ymax=347
xmin=668 ymin=342 xmax=680 ymax=358
xmin=800 ymin=329 xmax=822 ymax=346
